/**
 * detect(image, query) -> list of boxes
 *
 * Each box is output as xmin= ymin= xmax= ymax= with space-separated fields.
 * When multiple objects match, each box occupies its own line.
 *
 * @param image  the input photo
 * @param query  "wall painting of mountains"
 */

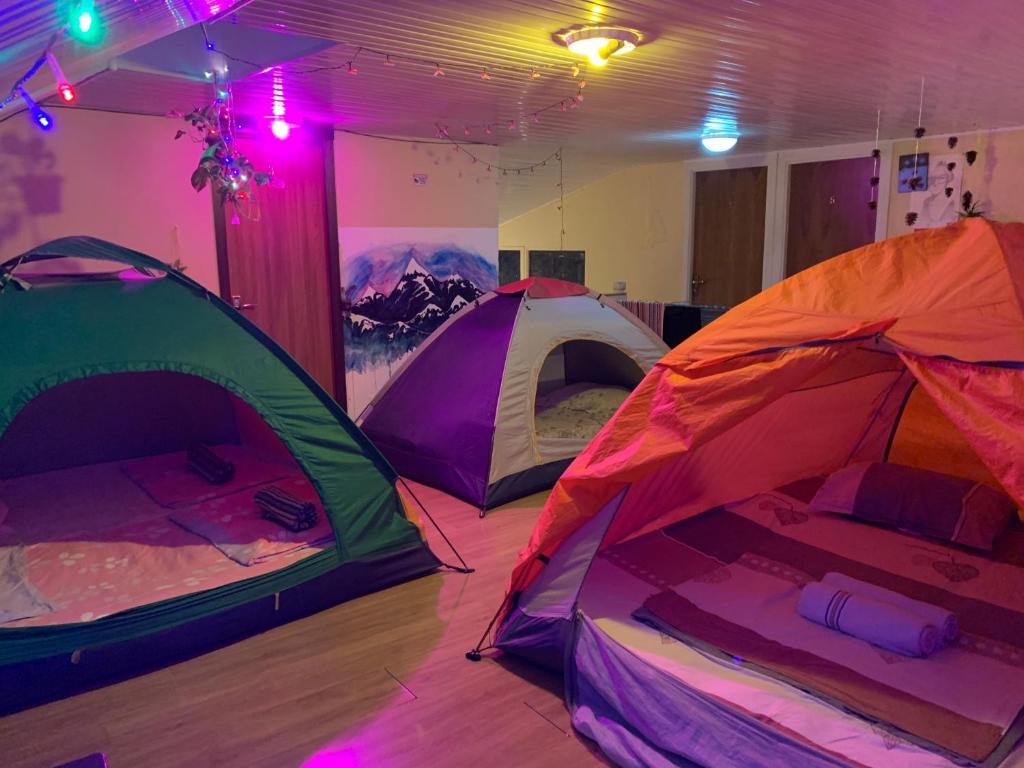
xmin=339 ymin=227 xmax=498 ymax=414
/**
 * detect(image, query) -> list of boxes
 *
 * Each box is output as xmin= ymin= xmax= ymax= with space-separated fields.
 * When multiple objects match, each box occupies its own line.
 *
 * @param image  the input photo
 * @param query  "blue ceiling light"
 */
xmin=700 ymin=113 xmax=740 ymax=153
xmin=700 ymin=133 xmax=739 ymax=152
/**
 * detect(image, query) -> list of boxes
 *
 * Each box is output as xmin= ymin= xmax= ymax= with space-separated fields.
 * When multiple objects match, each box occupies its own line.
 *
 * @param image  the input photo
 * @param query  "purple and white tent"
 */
xmin=357 ymin=278 xmax=668 ymax=511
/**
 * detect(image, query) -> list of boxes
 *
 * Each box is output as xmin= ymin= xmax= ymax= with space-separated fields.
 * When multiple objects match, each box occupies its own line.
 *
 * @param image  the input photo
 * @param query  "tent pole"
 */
xmin=465 ymin=587 xmax=516 ymax=661
xmin=398 ymin=478 xmax=474 ymax=574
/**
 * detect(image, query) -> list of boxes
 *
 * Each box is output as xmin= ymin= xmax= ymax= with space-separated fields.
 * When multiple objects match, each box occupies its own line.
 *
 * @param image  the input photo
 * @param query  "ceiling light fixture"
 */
xmin=560 ymin=26 xmax=641 ymax=68
xmin=700 ymin=132 xmax=739 ymax=153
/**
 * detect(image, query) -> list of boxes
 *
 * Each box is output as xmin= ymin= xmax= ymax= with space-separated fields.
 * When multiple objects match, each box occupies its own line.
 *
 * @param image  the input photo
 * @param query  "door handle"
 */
xmin=231 ymin=295 xmax=257 ymax=311
xmin=691 ymin=274 xmax=706 ymax=296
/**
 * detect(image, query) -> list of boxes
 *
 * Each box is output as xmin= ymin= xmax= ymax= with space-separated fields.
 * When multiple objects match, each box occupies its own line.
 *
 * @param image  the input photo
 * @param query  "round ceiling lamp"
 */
xmin=560 ymin=26 xmax=642 ymax=67
xmin=700 ymin=133 xmax=739 ymax=153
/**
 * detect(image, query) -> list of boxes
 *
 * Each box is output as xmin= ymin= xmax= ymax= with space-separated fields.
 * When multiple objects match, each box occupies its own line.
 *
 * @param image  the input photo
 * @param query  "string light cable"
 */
xmin=199 ymin=22 xmax=590 ymax=138
xmin=0 ymin=31 xmax=61 ymax=112
xmin=1 ymin=0 xmax=101 ymax=122
xmin=201 ymin=22 xmax=578 ymax=82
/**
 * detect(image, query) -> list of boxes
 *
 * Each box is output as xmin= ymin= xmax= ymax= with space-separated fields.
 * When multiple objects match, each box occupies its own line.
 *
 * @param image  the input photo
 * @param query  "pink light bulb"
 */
xmin=271 ymin=119 xmax=290 ymax=140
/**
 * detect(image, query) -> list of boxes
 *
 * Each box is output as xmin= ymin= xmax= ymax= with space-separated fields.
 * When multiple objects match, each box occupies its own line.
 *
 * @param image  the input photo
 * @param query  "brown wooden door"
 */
xmin=691 ymin=166 xmax=767 ymax=307
xmin=786 ymin=156 xmax=876 ymax=276
xmin=216 ymin=128 xmax=345 ymax=404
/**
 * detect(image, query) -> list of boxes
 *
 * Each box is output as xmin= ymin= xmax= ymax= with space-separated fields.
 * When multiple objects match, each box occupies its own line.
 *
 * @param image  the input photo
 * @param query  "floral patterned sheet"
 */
xmin=0 ymin=458 xmax=329 ymax=628
xmin=534 ymin=384 xmax=631 ymax=441
xmin=604 ymin=488 xmax=1024 ymax=765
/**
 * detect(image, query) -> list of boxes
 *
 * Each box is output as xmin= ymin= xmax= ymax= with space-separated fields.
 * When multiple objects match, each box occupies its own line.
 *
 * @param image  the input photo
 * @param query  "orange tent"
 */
xmin=483 ymin=218 xmax=1024 ymax=664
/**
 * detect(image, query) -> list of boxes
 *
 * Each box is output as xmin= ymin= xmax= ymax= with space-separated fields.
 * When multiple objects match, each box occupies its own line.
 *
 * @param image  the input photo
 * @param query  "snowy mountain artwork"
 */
xmin=339 ymin=227 xmax=498 ymax=414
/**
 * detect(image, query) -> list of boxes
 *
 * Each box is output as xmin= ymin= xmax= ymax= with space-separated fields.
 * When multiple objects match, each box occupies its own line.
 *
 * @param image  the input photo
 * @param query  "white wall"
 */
xmin=333 ymin=131 xmax=501 ymax=413
xmin=0 ymin=108 xmax=219 ymax=290
xmin=334 ymin=132 xmax=497 ymax=228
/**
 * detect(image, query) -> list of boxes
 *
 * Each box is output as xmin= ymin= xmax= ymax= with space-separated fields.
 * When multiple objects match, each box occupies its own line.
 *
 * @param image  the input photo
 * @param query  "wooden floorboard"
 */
xmin=0 ymin=482 xmax=611 ymax=768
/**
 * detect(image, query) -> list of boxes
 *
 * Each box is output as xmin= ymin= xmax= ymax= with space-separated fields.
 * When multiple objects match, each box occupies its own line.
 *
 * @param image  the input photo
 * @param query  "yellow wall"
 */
xmin=0 ymin=108 xmax=219 ymax=290
xmin=503 ymin=127 xmax=1024 ymax=302
xmin=499 ymin=161 xmax=687 ymax=301
xmin=886 ymin=127 xmax=1024 ymax=235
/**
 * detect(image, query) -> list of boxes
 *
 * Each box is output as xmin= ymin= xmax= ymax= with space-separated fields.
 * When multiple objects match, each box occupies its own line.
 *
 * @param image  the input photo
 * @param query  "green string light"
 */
xmin=68 ymin=0 xmax=102 ymax=44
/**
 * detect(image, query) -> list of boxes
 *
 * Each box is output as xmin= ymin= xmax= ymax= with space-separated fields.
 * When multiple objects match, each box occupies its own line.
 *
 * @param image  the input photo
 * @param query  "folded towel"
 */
xmin=798 ymin=581 xmax=942 ymax=657
xmin=255 ymin=485 xmax=317 ymax=532
xmin=187 ymin=444 xmax=235 ymax=485
xmin=822 ymin=572 xmax=958 ymax=644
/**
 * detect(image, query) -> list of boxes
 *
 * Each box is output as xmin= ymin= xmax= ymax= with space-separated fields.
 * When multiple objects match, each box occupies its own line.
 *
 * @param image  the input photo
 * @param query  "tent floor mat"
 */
xmin=0 ymin=542 xmax=439 ymax=715
xmin=0 ymin=458 xmax=328 ymax=629
xmin=534 ymin=383 xmax=630 ymax=441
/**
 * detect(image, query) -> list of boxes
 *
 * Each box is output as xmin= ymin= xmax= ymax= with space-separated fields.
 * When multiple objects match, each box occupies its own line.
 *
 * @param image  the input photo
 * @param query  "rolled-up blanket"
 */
xmin=822 ymin=572 xmax=958 ymax=644
xmin=186 ymin=444 xmax=235 ymax=485
xmin=798 ymin=581 xmax=942 ymax=657
xmin=255 ymin=485 xmax=317 ymax=532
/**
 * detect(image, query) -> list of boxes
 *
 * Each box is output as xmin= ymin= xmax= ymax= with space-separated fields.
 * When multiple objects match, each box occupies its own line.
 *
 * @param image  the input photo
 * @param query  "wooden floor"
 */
xmin=0 ymin=482 xmax=611 ymax=768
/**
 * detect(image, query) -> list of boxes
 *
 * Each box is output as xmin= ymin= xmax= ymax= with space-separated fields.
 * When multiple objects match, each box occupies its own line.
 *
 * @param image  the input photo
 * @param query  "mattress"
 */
xmin=577 ymin=486 xmax=1024 ymax=768
xmin=0 ymin=454 xmax=331 ymax=628
xmin=535 ymin=383 xmax=630 ymax=441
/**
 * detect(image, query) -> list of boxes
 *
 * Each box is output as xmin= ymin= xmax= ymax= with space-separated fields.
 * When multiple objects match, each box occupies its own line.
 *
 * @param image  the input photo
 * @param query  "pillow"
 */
xmin=810 ymin=462 xmax=1016 ymax=551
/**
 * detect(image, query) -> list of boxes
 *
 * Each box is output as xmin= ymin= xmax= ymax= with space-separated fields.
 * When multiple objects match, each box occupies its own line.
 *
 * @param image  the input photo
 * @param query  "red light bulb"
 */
xmin=58 ymin=83 xmax=76 ymax=103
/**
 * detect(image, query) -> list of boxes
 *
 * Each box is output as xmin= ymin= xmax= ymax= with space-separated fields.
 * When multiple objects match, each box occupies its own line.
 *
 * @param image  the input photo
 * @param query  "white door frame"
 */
xmin=682 ymin=140 xmax=894 ymax=301
xmin=680 ymin=151 xmax=778 ymax=303
xmin=767 ymin=140 xmax=894 ymax=288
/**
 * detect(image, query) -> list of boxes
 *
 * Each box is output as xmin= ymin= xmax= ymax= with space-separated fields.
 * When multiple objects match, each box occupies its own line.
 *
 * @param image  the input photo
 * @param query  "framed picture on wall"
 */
xmin=897 ymin=153 xmax=929 ymax=192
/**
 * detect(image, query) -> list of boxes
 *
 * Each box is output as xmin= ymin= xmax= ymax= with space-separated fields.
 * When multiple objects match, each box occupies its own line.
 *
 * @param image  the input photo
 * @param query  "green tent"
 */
xmin=0 ymin=237 xmax=440 ymax=712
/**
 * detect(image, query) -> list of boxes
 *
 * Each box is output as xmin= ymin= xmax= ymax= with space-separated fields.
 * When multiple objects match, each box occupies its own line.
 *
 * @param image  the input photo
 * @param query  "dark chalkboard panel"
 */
xmin=498 ymin=249 xmax=522 ymax=285
xmin=528 ymin=250 xmax=585 ymax=284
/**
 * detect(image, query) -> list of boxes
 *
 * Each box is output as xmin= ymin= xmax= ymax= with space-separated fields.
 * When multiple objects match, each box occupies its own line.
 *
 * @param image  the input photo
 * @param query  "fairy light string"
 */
xmin=0 ymin=33 xmax=60 ymax=111
xmin=202 ymin=20 xmax=581 ymax=82
xmin=200 ymin=22 xmax=589 ymax=139
xmin=434 ymin=125 xmax=563 ymax=174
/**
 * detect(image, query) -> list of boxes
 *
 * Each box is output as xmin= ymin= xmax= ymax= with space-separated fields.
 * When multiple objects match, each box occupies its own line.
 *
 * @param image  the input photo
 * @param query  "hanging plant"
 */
xmin=170 ymin=89 xmax=275 ymax=217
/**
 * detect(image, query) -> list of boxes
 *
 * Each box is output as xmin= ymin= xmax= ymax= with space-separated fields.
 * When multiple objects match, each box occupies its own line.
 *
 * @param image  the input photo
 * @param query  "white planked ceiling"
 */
xmin=2 ymin=0 xmax=1021 ymax=220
